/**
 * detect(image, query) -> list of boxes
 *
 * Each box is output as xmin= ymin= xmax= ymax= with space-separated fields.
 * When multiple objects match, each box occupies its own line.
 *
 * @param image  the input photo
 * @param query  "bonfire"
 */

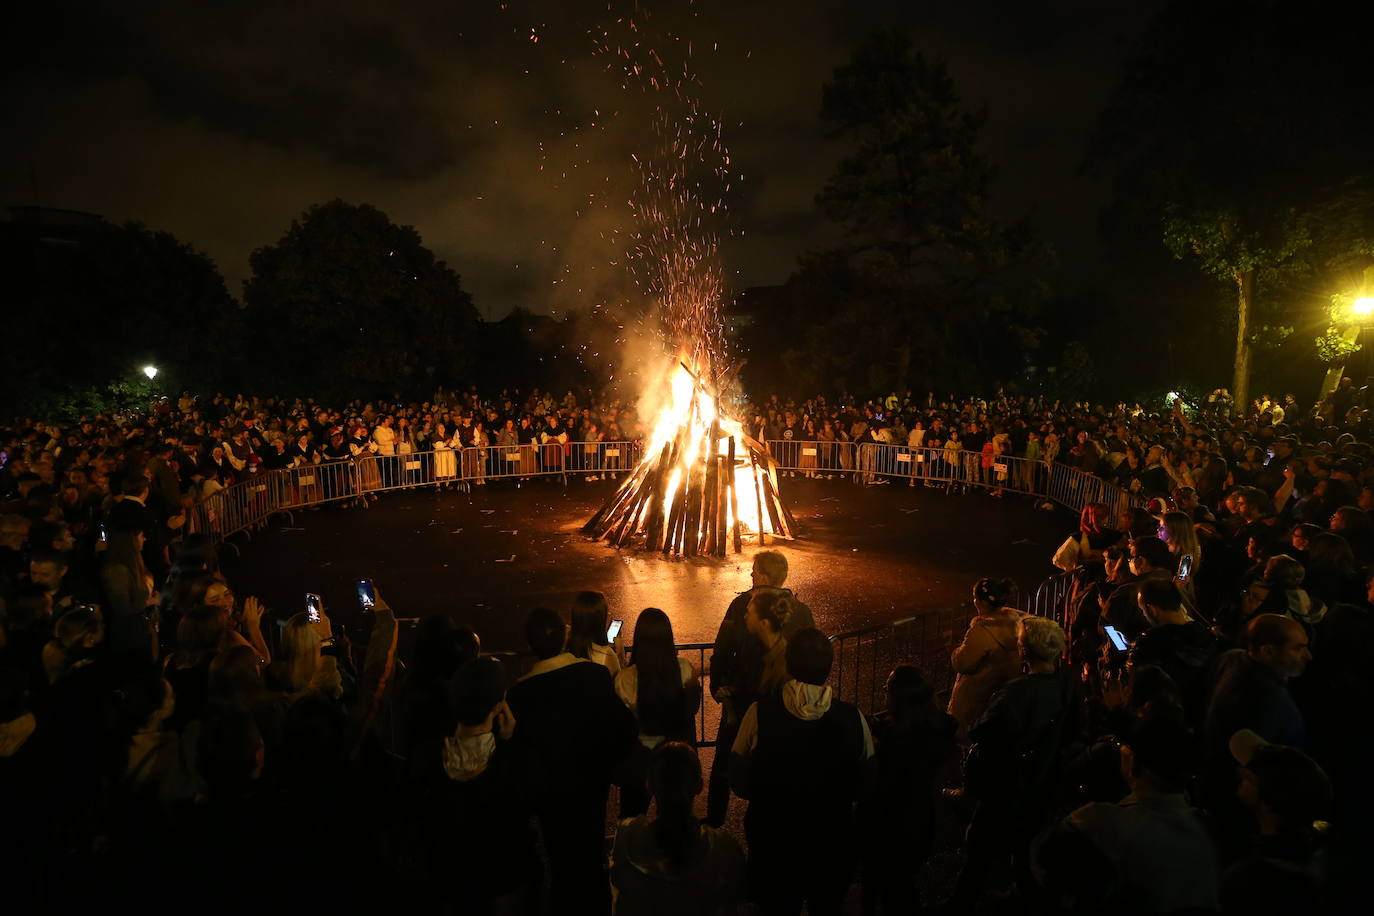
xmin=579 ymin=6 xmax=794 ymax=556
xmin=582 ymin=358 xmax=793 ymax=556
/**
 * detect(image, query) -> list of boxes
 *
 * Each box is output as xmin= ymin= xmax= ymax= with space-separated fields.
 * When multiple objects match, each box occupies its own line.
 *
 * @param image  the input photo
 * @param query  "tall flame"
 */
xmin=641 ymin=361 xmax=771 ymax=536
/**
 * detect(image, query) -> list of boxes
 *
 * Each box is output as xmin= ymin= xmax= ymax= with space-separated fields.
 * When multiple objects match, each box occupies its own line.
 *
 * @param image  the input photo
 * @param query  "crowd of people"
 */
xmin=2 ymin=381 xmax=1373 ymax=913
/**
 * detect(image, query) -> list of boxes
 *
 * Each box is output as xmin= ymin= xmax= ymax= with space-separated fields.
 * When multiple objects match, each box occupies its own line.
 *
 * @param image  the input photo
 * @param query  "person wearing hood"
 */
xmin=706 ymin=550 xmax=814 ymax=826
xmin=729 ymin=627 xmax=874 ymax=916
xmin=405 ymin=657 xmax=538 ymax=913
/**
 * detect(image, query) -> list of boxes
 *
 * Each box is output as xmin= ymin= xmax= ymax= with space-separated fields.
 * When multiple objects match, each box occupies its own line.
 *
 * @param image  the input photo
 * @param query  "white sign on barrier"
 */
xmin=298 ymin=476 xmax=316 ymax=486
xmin=405 ymin=461 xmax=422 ymax=470
xmin=505 ymin=452 xmax=522 ymax=462
xmin=916 ymin=454 xmax=925 ymax=462
xmin=896 ymin=453 xmax=911 ymax=463
xmin=993 ymin=463 xmax=1008 ymax=473
xmin=604 ymin=449 xmax=620 ymax=457
xmin=802 ymin=448 xmax=817 ymax=457
xmin=253 ymin=485 xmax=267 ymax=493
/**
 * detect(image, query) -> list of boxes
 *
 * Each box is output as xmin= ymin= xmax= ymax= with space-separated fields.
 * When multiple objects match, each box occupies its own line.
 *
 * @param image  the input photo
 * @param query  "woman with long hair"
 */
xmin=1158 ymin=511 xmax=1202 ymax=573
xmin=265 ymin=612 xmax=342 ymax=700
xmin=101 ymin=528 xmax=156 ymax=660
xmin=947 ymin=577 xmax=1027 ymax=739
xmin=208 ymin=644 xmax=285 ymax=756
xmin=164 ymin=604 xmax=225 ymax=731
xmin=567 ymin=590 xmax=623 ymax=677
xmin=1303 ymin=531 xmax=1364 ymax=607
xmin=203 ymin=577 xmax=271 ymax=664
xmin=610 ymin=742 xmax=745 ymax=914
xmin=613 ymin=608 xmax=701 ymax=816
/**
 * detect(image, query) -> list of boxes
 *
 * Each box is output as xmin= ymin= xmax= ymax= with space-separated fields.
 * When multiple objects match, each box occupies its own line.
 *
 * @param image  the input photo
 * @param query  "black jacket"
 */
xmin=709 ymin=587 xmax=815 ymax=708
xmin=505 ymin=656 xmax=637 ymax=808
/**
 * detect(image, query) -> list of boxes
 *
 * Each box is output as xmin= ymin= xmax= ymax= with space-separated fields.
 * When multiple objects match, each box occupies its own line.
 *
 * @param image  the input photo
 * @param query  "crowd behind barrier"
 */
xmin=5 ymin=381 xmax=1374 ymax=913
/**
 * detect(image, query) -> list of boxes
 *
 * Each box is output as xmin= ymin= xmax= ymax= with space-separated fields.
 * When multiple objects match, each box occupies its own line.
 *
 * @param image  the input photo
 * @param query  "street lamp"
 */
xmin=1317 ymin=269 xmax=1374 ymax=404
xmin=143 ymin=365 xmax=159 ymax=380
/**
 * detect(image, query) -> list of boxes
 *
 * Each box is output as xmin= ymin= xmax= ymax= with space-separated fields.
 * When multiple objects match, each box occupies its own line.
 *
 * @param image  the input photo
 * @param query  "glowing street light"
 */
xmin=1353 ymin=297 xmax=1374 ymax=318
xmin=142 ymin=365 xmax=159 ymax=380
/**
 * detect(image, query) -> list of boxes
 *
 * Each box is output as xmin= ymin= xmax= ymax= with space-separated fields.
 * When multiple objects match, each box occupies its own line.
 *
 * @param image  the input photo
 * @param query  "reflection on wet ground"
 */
xmin=223 ymin=475 xmax=1075 ymax=651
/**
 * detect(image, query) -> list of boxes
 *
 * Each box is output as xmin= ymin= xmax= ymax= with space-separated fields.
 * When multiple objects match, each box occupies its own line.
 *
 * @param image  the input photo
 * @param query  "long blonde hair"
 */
xmin=274 ymin=613 xmax=323 ymax=693
xmin=1161 ymin=511 xmax=1202 ymax=572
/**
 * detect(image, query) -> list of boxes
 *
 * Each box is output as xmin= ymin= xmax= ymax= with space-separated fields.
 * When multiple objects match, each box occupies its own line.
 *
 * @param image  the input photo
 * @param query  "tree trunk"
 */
xmin=1232 ymin=267 xmax=1255 ymax=417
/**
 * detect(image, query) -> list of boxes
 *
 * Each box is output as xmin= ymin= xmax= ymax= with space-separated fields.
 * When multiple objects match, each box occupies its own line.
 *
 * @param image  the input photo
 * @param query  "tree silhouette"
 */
xmin=243 ymin=200 xmax=480 ymax=400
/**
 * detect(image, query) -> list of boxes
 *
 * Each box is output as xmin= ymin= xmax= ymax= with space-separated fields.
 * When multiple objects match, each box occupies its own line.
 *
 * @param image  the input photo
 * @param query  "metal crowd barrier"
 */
xmin=828 ymin=607 xmax=971 ymax=714
xmin=352 ymin=441 xmax=648 ymax=492
xmin=187 ymin=435 xmax=1126 ymax=726
xmin=187 ymin=441 xmax=646 ymax=545
xmin=1021 ymin=570 xmax=1077 ymax=630
xmin=764 ymin=440 xmax=1058 ymax=497
xmin=192 ymin=437 xmax=1134 ymax=550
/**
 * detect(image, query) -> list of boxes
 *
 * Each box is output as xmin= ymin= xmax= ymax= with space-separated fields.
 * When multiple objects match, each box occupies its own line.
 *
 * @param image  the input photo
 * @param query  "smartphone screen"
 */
xmin=356 ymin=578 xmax=376 ymax=611
xmin=1105 ymin=625 xmax=1129 ymax=652
xmin=606 ymin=619 xmax=623 ymax=641
xmin=305 ymin=593 xmax=322 ymax=623
xmin=1178 ymin=554 xmax=1194 ymax=580
xmin=98 ymin=523 xmax=108 ymax=543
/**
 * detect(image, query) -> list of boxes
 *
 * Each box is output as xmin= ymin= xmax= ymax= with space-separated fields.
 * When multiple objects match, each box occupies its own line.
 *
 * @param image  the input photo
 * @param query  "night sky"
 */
xmin=4 ymin=1 xmax=1160 ymax=318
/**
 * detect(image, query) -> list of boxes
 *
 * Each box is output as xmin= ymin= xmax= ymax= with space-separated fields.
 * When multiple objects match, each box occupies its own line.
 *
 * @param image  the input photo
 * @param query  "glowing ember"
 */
xmin=580 ymin=4 xmax=793 ymax=556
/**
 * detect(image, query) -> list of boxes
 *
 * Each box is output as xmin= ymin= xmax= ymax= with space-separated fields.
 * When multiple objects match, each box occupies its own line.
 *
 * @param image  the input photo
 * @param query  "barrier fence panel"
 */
xmin=675 ymin=643 xmax=717 ymax=747
xmin=1021 ymin=571 xmax=1076 ymax=630
xmin=180 ymin=436 xmax=1146 ymax=746
xmin=274 ymin=459 xmax=360 ymax=509
xmin=828 ymin=606 xmax=972 ymax=716
xmin=355 ymin=452 xmax=433 ymax=496
xmin=767 ymin=441 xmax=1062 ymax=496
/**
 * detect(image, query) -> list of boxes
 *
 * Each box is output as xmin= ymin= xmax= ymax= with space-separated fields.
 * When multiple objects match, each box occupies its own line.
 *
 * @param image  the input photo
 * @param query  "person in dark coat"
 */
xmin=403 ymin=657 xmax=539 ymax=913
xmin=948 ymin=617 xmax=1073 ymax=909
xmin=730 ymin=628 xmax=873 ymax=916
xmin=1130 ymin=578 xmax=1219 ymax=725
xmin=506 ymin=606 xmax=637 ymax=915
xmin=1202 ymin=613 xmax=1311 ymax=848
xmin=857 ymin=665 xmax=958 ymax=915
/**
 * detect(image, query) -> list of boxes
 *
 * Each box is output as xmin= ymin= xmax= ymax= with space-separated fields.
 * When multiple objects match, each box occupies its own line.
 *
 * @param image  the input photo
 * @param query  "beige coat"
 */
xmin=947 ymin=608 xmax=1027 ymax=737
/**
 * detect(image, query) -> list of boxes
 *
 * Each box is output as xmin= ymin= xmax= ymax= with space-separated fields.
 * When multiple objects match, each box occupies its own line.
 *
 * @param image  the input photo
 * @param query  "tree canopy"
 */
xmin=1090 ymin=0 xmax=1374 ymax=407
xmin=242 ymin=200 xmax=480 ymax=400
xmin=756 ymin=31 xmax=1051 ymax=396
xmin=1 ymin=216 xmax=236 ymax=416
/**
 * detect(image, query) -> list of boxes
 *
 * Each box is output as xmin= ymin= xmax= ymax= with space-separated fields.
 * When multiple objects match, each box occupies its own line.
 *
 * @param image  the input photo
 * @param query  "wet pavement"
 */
xmin=222 ymin=475 xmax=1076 ymax=652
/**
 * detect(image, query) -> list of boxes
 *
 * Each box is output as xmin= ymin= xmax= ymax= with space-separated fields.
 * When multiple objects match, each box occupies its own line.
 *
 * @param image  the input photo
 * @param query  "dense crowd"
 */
xmin=2 ymin=380 xmax=1373 ymax=913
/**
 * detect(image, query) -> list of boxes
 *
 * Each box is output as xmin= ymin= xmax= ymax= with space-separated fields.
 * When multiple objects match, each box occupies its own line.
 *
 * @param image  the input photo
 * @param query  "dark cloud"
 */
xmin=3 ymin=0 xmax=1161 ymax=315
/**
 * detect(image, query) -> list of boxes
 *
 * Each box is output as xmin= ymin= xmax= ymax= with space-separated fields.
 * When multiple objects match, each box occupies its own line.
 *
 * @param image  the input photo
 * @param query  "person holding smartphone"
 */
xmin=567 ymin=591 xmax=623 ymax=677
xmin=1130 ymin=579 xmax=1219 ymax=725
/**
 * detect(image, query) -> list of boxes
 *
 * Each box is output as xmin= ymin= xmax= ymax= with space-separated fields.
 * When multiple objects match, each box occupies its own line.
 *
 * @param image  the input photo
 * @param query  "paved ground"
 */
xmin=221 ymin=474 xmax=1076 ymax=652
xmin=220 ymin=473 xmax=1068 ymax=910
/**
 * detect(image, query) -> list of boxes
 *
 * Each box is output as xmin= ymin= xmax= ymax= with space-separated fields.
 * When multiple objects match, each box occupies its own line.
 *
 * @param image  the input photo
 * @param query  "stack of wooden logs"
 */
xmin=582 ymin=425 xmax=794 ymax=558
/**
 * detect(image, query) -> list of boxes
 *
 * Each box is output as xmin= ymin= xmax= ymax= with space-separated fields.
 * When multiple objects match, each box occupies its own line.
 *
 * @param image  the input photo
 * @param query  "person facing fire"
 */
xmin=705 ymin=550 xmax=814 ymax=827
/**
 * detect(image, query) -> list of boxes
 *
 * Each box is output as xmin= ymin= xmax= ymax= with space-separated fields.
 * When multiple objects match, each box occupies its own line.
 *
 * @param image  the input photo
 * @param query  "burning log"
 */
xmin=728 ymin=436 xmax=742 ymax=554
xmin=584 ymin=360 xmax=793 ymax=557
